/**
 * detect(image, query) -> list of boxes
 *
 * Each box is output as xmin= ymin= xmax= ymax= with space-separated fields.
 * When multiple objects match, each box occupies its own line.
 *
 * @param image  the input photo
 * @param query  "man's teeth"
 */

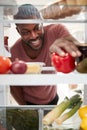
xmin=31 ymin=39 xmax=39 ymax=45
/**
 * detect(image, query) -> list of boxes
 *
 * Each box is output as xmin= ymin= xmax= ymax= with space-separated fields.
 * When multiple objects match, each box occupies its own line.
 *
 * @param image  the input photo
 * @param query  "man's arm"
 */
xmin=49 ymin=34 xmax=81 ymax=57
xmin=10 ymin=86 xmax=26 ymax=105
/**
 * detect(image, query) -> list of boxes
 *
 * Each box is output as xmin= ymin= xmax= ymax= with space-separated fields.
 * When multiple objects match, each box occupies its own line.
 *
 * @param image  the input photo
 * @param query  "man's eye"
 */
xmin=21 ymin=31 xmax=30 ymax=35
xmin=34 ymin=24 xmax=42 ymax=31
xmin=34 ymin=26 xmax=39 ymax=31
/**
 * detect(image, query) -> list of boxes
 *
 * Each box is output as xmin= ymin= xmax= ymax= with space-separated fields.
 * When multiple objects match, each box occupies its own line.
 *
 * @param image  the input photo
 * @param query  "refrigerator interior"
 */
xmin=0 ymin=0 xmax=87 ymax=130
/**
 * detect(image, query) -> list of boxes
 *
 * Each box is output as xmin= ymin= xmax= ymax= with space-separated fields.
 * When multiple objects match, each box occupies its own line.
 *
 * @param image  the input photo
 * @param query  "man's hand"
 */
xmin=49 ymin=36 xmax=81 ymax=57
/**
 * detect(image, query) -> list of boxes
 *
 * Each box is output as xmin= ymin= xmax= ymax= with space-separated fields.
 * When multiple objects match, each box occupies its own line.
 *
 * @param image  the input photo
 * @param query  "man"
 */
xmin=10 ymin=4 xmax=81 ymax=105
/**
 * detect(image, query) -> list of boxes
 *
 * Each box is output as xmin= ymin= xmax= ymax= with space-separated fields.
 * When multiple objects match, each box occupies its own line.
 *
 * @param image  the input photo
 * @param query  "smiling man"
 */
xmin=16 ymin=23 xmax=44 ymax=59
xmin=10 ymin=4 xmax=81 ymax=105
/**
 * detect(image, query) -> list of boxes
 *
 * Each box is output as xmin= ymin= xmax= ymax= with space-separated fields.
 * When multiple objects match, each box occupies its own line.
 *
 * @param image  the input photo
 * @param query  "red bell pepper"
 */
xmin=51 ymin=52 xmax=75 ymax=73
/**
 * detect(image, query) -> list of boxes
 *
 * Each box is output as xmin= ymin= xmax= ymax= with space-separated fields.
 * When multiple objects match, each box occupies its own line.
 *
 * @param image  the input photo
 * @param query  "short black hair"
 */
xmin=14 ymin=4 xmax=41 ymax=19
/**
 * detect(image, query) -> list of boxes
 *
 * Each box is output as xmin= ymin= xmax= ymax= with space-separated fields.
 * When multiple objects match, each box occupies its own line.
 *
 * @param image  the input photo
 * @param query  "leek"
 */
xmin=55 ymin=101 xmax=82 ymax=125
xmin=43 ymin=94 xmax=82 ymax=125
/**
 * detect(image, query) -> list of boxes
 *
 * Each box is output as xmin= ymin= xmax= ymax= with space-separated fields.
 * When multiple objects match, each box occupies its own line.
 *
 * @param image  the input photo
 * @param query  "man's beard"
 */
xmin=22 ymin=35 xmax=44 ymax=51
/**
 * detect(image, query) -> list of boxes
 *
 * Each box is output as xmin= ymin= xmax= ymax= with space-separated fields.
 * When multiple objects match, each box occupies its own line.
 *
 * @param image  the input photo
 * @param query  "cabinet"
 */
xmin=0 ymin=1 xmax=87 ymax=130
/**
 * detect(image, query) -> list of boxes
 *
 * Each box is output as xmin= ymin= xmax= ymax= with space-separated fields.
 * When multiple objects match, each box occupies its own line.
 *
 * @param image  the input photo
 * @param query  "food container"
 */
xmin=26 ymin=62 xmax=45 ymax=74
xmin=77 ymin=0 xmax=87 ymax=5
xmin=66 ymin=0 xmax=87 ymax=5
xmin=66 ymin=0 xmax=78 ymax=5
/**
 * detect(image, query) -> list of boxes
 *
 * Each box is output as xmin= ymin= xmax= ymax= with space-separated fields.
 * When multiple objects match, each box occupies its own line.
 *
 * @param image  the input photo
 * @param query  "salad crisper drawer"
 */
xmin=0 ymin=105 xmax=81 ymax=130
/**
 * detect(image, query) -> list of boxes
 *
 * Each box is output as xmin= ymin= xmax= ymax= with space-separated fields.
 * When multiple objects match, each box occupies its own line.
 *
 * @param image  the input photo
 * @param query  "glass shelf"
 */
xmin=0 ymin=4 xmax=86 ymax=22
xmin=0 ymin=70 xmax=87 ymax=85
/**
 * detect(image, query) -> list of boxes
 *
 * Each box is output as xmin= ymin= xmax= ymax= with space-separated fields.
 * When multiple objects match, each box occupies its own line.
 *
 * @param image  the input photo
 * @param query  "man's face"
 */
xmin=16 ymin=23 xmax=44 ymax=50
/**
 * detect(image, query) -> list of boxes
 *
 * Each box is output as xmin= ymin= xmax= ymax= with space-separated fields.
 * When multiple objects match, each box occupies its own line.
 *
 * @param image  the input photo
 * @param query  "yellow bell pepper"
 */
xmin=78 ymin=105 xmax=87 ymax=130
xmin=78 ymin=105 xmax=87 ymax=119
xmin=80 ymin=117 xmax=87 ymax=130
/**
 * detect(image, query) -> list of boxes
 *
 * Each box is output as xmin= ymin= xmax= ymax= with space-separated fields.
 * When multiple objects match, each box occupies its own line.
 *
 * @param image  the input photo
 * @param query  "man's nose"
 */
xmin=30 ymin=30 xmax=38 ymax=38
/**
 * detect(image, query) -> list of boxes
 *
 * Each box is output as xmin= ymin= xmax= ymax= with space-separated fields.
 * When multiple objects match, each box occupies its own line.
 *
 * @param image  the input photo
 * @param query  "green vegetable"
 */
xmin=74 ymin=90 xmax=82 ymax=94
xmin=67 ymin=94 xmax=82 ymax=108
xmin=0 ymin=109 xmax=39 ymax=130
xmin=55 ymin=100 xmax=82 ymax=124
xmin=43 ymin=94 xmax=82 ymax=125
xmin=43 ymin=99 xmax=70 ymax=125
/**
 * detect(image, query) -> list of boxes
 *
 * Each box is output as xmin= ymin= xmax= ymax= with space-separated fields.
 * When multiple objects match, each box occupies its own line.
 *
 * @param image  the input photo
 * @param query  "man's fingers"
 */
xmin=64 ymin=44 xmax=82 ymax=57
xmin=49 ymin=38 xmax=82 ymax=57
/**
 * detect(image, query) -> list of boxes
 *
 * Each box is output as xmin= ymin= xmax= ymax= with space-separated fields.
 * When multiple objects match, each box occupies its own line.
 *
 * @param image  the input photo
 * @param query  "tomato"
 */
xmin=0 ymin=56 xmax=12 ymax=74
xmin=51 ymin=52 xmax=75 ymax=73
